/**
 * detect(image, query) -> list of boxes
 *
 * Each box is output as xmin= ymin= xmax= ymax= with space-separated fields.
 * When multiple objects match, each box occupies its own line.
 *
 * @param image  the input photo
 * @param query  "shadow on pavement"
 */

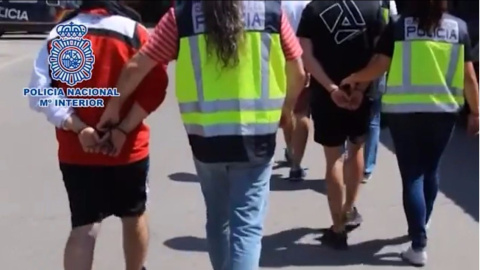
xmin=163 ymin=228 xmax=410 ymax=267
xmin=379 ymin=127 xmax=479 ymax=222
xmin=168 ymin=172 xmax=199 ymax=183
xmin=270 ymin=174 xmax=327 ymax=194
xmin=168 ymin=172 xmax=327 ymax=194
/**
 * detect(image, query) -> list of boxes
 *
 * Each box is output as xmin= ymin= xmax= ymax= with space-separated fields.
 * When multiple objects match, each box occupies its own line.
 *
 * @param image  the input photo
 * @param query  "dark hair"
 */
xmin=61 ymin=0 xmax=141 ymax=23
xmin=407 ymin=0 xmax=448 ymax=32
xmin=202 ymin=1 xmax=244 ymax=68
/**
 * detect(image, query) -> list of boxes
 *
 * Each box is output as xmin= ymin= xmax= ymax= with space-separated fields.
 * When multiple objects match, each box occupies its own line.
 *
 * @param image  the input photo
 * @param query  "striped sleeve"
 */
xmin=280 ymin=10 xmax=303 ymax=61
xmin=133 ymin=23 xmax=168 ymax=113
xmin=140 ymin=8 xmax=178 ymax=63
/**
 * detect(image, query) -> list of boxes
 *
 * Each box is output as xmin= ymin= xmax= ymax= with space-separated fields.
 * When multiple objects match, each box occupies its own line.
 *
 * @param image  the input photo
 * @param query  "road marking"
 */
xmin=0 ymin=54 xmax=32 ymax=71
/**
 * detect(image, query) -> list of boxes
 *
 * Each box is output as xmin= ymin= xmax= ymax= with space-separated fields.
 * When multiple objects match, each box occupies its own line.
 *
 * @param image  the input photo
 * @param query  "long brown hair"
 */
xmin=202 ymin=1 xmax=244 ymax=68
xmin=407 ymin=0 xmax=448 ymax=32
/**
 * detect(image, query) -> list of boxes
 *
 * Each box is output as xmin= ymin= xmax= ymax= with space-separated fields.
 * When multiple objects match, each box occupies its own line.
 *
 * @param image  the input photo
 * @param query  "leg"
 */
xmin=421 ymin=115 xmax=456 ymax=226
xmin=228 ymin=160 xmax=272 ymax=270
xmin=64 ymin=224 xmax=101 ymax=270
xmin=289 ymin=88 xmax=311 ymax=180
xmin=363 ymin=97 xmax=381 ymax=180
xmin=344 ymin=139 xmax=365 ymax=212
xmin=291 ymin=113 xmax=309 ymax=169
xmin=112 ymin=158 xmax=150 ymax=270
xmin=343 ymin=99 xmax=371 ymax=224
xmin=122 ymin=215 xmax=149 ymax=270
xmin=323 ymin=145 xmax=347 ymax=232
xmin=388 ymin=115 xmax=427 ymax=251
xmin=311 ymin=103 xmax=347 ymax=233
xmin=280 ymin=112 xmax=294 ymax=161
xmin=60 ymin=164 xmax=109 ymax=270
xmin=194 ymin=159 xmax=230 ymax=270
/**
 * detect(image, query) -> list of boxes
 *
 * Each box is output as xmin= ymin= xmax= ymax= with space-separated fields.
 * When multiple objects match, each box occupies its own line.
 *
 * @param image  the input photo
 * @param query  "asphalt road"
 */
xmin=0 ymin=34 xmax=478 ymax=270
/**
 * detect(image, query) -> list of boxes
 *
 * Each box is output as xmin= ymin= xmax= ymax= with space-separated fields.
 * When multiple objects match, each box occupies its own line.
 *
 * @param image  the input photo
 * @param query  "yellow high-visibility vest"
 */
xmin=174 ymin=1 xmax=286 ymax=162
xmin=384 ymin=16 xmax=467 ymax=113
xmin=381 ymin=0 xmax=390 ymax=23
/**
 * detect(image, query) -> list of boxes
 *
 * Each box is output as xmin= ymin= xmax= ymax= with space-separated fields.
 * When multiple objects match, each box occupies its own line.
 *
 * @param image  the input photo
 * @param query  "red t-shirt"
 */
xmin=51 ymin=9 xmax=168 ymax=165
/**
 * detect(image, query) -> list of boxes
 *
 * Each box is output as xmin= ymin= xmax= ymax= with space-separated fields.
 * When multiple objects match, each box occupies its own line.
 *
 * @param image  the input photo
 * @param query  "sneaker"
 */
xmin=401 ymin=246 xmax=427 ymax=267
xmin=320 ymin=227 xmax=348 ymax=250
xmin=289 ymin=167 xmax=306 ymax=182
xmin=362 ymin=173 xmax=372 ymax=183
xmin=345 ymin=207 xmax=363 ymax=229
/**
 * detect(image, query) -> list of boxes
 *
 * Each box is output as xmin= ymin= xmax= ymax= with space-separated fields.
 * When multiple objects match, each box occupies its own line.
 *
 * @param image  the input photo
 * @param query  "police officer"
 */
xmin=363 ymin=0 xmax=398 ymax=183
xmin=98 ymin=1 xmax=305 ymax=269
xmin=342 ymin=0 xmax=479 ymax=266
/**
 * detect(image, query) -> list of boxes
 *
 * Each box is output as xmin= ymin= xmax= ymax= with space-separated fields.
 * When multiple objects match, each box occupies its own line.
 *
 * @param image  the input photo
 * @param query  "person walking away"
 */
xmin=341 ymin=0 xmax=479 ymax=265
xmin=97 ymin=1 xmax=305 ymax=269
xmin=363 ymin=0 xmax=398 ymax=183
xmin=297 ymin=0 xmax=386 ymax=249
xmin=27 ymin=1 xmax=168 ymax=269
xmin=281 ymin=0 xmax=311 ymax=181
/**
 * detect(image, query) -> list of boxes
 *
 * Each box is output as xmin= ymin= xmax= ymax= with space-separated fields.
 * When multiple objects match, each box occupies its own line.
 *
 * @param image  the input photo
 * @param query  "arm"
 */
xmin=117 ymin=103 xmax=149 ymax=133
xmin=280 ymin=10 xmax=306 ymax=110
xmin=112 ymin=8 xmax=178 ymax=107
xmin=346 ymin=20 xmax=394 ymax=89
xmin=351 ymin=55 xmax=391 ymax=85
xmin=463 ymin=33 xmax=479 ymax=115
xmin=285 ymin=59 xmax=305 ymax=110
xmin=63 ymin=114 xmax=89 ymax=133
xmin=120 ymin=64 xmax=169 ymax=132
xmin=299 ymin=38 xmax=336 ymax=93
xmin=464 ymin=62 xmax=479 ymax=115
xmin=114 ymin=53 xmax=157 ymax=105
xmin=296 ymin=6 xmax=336 ymax=93
xmin=28 ymin=41 xmax=75 ymax=128
xmin=472 ymin=43 xmax=479 ymax=63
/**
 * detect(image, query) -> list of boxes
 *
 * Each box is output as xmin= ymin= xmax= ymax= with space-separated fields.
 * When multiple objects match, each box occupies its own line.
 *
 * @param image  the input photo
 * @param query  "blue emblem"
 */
xmin=48 ymin=22 xmax=95 ymax=87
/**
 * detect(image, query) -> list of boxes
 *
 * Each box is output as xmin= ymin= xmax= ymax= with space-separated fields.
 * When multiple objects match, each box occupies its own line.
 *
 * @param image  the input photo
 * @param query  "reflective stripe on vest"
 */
xmin=383 ymin=18 xmax=465 ymax=113
xmin=175 ymin=1 xmax=285 ymax=137
xmin=381 ymin=8 xmax=389 ymax=23
xmin=381 ymin=0 xmax=389 ymax=23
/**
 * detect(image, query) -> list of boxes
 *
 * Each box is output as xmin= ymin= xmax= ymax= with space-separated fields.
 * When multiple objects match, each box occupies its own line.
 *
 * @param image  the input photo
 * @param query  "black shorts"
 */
xmin=311 ymin=91 xmax=372 ymax=147
xmin=60 ymin=157 xmax=149 ymax=228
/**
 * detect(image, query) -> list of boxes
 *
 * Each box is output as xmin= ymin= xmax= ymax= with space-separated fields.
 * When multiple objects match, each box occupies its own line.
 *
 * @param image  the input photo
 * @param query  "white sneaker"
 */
xmin=401 ymin=246 xmax=427 ymax=267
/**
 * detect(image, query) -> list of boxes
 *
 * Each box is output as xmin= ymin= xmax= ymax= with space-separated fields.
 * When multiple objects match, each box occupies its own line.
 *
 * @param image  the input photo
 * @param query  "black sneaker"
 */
xmin=320 ymin=227 xmax=348 ymax=250
xmin=345 ymin=207 xmax=363 ymax=231
xmin=289 ymin=167 xmax=306 ymax=182
xmin=362 ymin=173 xmax=372 ymax=183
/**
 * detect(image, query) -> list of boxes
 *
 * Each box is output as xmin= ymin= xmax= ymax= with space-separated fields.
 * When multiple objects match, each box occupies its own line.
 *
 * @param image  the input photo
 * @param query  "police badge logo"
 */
xmin=48 ymin=22 xmax=95 ymax=87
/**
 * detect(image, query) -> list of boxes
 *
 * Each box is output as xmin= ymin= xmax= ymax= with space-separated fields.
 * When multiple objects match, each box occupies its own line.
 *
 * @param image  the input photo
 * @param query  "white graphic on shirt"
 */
xmin=319 ymin=0 xmax=366 ymax=44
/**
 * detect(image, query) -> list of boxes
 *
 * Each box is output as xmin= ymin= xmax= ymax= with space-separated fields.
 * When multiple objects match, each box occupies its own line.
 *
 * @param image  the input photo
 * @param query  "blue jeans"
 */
xmin=194 ymin=158 xmax=273 ymax=270
xmin=364 ymin=97 xmax=381 ymax=176
xmin=388 ymin=113 xmax=456 ymax=250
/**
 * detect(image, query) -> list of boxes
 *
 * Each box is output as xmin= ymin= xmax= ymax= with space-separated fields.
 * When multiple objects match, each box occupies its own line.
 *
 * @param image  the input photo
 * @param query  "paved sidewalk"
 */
xmin=0 ymin=35 xmax=478 ymax=270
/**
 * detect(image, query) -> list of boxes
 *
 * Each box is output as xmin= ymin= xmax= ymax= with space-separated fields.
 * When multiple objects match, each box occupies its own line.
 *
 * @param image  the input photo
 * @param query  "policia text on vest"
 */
xmin=192 ymin=1 xmax=265 ymax=31
xmin=384 ymin=16 xmax=466 ymax=113
xmin=175 ymin=1 xmax=287 ymax=163
xmin=405 ymin=18 xmax=459 ymax=42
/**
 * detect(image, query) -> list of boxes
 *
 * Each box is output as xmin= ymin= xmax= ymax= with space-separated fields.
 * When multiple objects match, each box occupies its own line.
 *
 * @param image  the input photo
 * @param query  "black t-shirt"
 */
xmin=375 ymin=14 xmax=473 ymax=62
xmin=297 ymin=0 xmax=386 ymax=92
